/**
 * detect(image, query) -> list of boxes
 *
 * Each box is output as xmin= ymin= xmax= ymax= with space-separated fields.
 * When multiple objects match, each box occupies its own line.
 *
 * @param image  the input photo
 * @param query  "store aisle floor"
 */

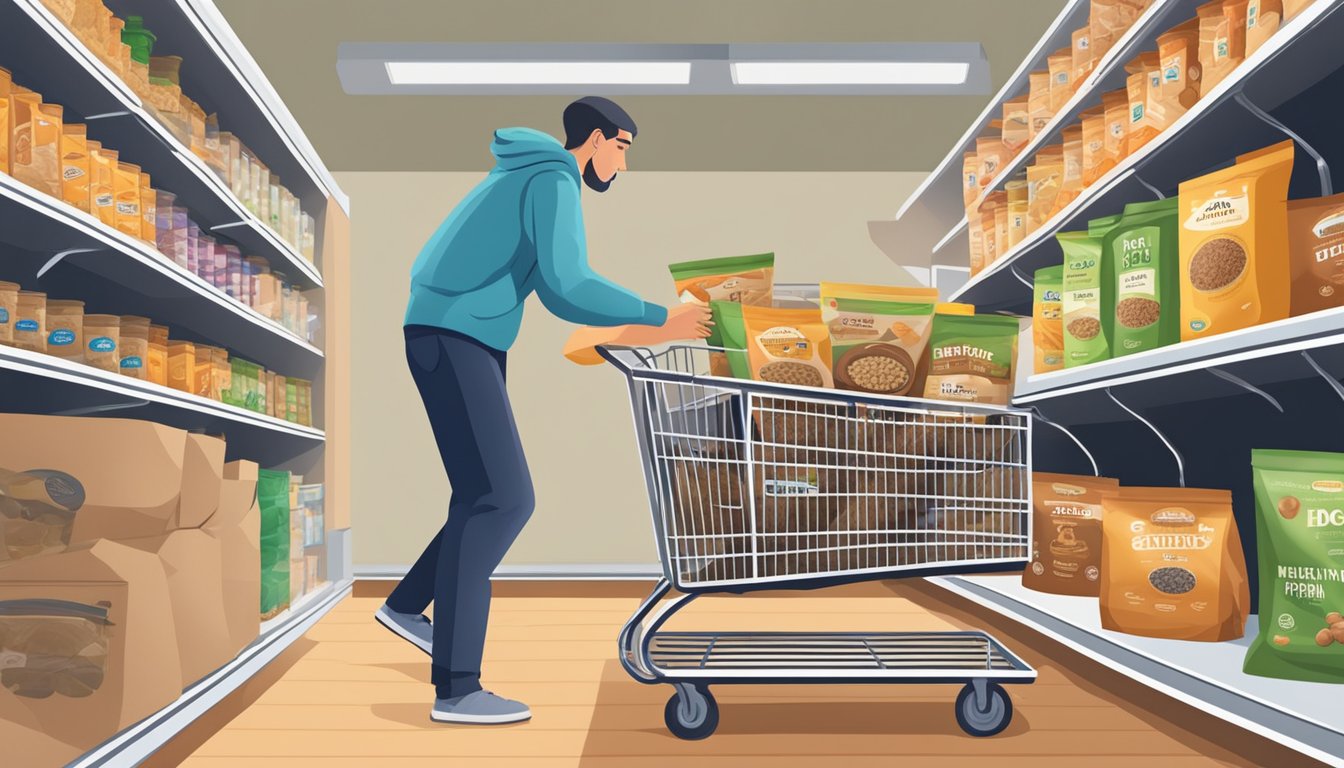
xmin=146 ymin=582 xmax=1309 ymax=767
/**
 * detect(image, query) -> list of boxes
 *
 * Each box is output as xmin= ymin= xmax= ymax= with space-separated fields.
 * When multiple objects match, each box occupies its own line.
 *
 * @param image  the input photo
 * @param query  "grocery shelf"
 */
xmin=950 ymin=0 xmax=1344 ymax=312
xmin=0 ymin=172 xmax=322 ymax=371
xmin=2 ymin=0 xmax=324 ymax=288
xmin=928 ymin=575 xmax=1344 ymax=767
xmin=69 ymin=579 xmax=352 ymax=768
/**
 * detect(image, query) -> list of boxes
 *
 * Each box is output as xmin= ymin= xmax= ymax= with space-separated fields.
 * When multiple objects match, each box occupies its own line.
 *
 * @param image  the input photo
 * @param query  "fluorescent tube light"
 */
xmin=731 ymin=61 xmax=969 ymax=86
xmin=386 ymin=61 xmax=692 ymax=85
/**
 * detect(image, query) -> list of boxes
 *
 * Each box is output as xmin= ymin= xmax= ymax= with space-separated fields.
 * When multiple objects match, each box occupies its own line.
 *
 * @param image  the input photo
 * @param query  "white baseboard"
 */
xmin=355 ymin=563 xmax=663 ymax=581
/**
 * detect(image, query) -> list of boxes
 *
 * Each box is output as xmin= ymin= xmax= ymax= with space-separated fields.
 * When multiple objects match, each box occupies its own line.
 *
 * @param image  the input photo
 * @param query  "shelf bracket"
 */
xmin=82 ymin=110 xmax=132 ymax=122
xmin=1134 ymin=175 xmax=1166 ymax=200
xmin=37 ymin=248 xmax=101 ymax=279
xmin=1029 ymin=406 xmax=1100 ymax=477
xmin=1206 ymin=367 xmax=1283 ymax=412
xmin=1234 ymin=91 xmax=1333 ymax=196
xmin=52 ymin=400 xmax=150 ymax=417
xmin=1301 ymin=351 xmax=1344 ymax=406
xmin=1105 ymin=387 xmax=1185 ymax=487
xmin=1009 ymin=264 xmax=1034 ymax=291
xmin=210 ymin=221 xmax=251 ymax=233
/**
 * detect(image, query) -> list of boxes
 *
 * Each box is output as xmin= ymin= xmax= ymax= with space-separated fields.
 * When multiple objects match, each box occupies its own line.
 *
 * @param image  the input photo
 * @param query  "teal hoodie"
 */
xmin=404 ymin=127 xmax=667 ymax=350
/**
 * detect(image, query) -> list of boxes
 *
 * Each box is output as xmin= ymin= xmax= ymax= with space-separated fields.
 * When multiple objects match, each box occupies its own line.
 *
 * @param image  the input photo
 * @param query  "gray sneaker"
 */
xmin=431 ymin=690 xmax=531 ymax=725
xmin=374 ymin=604 xmax=432 ymax=656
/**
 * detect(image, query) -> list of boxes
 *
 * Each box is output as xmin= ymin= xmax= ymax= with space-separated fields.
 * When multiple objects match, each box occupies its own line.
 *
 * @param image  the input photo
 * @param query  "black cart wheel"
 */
xmin=955 ymin=682 xmax=1012 ymax=737
xmin=664 ymin=685 xmax=718 ymax=740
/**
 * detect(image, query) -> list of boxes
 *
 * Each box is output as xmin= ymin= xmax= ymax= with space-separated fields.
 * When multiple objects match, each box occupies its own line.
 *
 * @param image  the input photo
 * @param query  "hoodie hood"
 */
xmin=490 ymin=127 xmax=580 ymax=182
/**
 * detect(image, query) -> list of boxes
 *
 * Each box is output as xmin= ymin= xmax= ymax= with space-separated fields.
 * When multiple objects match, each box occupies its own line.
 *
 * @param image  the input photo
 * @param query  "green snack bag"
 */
xmin=1245 ymin=449 xmax=1344 ymax=683
xmin=1032 ymin=265 xmax=1065 ymax=374
xmin=670 ymin=254 xmax=775 ymax=377
xmin=922 ymin=313 xmax=1019 ymax=405
xmin=1060 ymin=228 xmax=1110 ymax=368
xmin=709 ymin=300 xmax=751 ymax=379
xmin=258 ymin=469 xmax=292 ymax=620
xmin=1108 ymin=197 xmax=1180 ymax=357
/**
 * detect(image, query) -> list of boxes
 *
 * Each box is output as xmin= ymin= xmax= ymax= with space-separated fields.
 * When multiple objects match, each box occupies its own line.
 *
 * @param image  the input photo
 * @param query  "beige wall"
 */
xmin=339 ymin=170 xmax=926 ymax=569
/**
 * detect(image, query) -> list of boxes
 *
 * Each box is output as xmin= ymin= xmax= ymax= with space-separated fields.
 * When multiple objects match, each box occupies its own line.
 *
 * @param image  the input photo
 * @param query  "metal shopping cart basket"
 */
xmin=600 ymin=342 xmax=1036 ymax=740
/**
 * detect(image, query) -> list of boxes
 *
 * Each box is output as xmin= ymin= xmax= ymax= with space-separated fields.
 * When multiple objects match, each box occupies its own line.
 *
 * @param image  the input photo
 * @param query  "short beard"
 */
xmin=583 ymin=159 xmax=614 ymax=193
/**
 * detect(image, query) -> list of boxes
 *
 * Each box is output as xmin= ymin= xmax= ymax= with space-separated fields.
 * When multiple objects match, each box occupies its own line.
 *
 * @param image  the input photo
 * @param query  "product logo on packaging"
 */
xmin=1152 ymin=507 xmax=1197 ymax=525
xmin=1306 ymin=508 xmax=1344 ymax=528
xmin=15 ymin=320 xmax=38 ymax=332
xmin=63 ymin=166 xmax=85 ymax=181
xmin=932 ymin=345 xmax=993 ymax=362
xmin=1051 ymin=483 xmax=1087 ymax=497
xmin=0 ymin=308 xmax=8 ymax=323
xmin=120 ymin=356 xmax=143 ymax=369
xmin=88 ymin=337 xmax=116 ymax=353
xmin=1312 ymin=480 xmax=1344 ymax=493
xmin=48 ymin=330 xmax=75 ymax=346
xmin=1187 ymin=192 xmax=1249 ymax=230
xmin=1042 ymin=289 xmax=1061 ymax=302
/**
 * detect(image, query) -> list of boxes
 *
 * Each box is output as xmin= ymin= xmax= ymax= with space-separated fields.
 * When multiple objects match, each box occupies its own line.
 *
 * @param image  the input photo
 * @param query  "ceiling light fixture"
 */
xmin=731 ymin=61 xmax=970 ymax=86
xmin=385 ymin=61 xmax=693 ymax=86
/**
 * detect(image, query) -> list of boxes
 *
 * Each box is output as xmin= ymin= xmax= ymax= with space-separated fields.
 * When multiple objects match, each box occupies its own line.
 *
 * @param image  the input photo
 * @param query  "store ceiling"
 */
xmin=213 ymin=0 xmax=1069 ymax=172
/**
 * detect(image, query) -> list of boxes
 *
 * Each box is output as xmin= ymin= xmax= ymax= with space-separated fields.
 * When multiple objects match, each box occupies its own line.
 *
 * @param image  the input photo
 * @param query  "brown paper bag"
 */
xmin=204 ymin=460 xmax=261 ymax=655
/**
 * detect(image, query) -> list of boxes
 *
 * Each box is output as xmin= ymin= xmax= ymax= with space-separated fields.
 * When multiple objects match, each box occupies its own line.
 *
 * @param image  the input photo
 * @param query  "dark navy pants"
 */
xmin=387 ymin=325 xmax=535 ymax=700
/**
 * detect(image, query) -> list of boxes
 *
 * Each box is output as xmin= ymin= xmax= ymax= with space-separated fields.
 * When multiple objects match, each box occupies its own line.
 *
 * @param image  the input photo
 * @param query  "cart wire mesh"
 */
xmin=615 ymin=345 xmax=1031 ymax=591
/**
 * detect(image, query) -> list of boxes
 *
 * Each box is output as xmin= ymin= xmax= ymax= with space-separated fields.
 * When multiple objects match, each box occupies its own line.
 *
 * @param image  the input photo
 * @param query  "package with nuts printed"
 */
xmin=1060 ymin=224 xmax=1113 ymax=368
xmin=1287 ymin=193 xmax=1344 ymax=317
xmin=1025 ymin=472 xmax=1119 ymax=596
xmin=1101 ymin=486 xmax=1250 ymax=641
xmin=1106 ymin=197 xmax=1181 ymax=357
xmin=921 ymin=313 xmax=1019 ymax=406
xmin=820 ymin=283 xmax=937 ymax=397
xmin=739 ymin=305 xmax=833 ymax=389
xmin=1033 ymin=265 xmax=1065 ymax=373
xmin=1245 ymin=449 xmax=1344 ymax=682
xmin=1179 ymin=140 xmax=1293 ymax=341
xmin=669 ymin=253 xmax=774 ymax=377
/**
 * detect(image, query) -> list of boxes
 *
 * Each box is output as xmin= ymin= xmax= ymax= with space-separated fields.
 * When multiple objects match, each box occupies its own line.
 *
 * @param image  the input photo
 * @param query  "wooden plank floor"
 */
xmin=144 ymin=581 xmax=1313 ymax=768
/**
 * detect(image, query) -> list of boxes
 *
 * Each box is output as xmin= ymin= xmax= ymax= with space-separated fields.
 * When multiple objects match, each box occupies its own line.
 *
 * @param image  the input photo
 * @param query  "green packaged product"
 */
xmin=670 ymin=254 xmax=774 ymax=377
xmin=1033 ymin=265 xmax=1065 ymax=374
xmin=1245 ymin=449 xmax=1344 ymax=683
xmin=922 ymin=313 xmax=1019 ymax=405
xmin=257 ymin=469 xmax=291 ymax=620
xmin=709 ymin=300 xmax=751 ymax=379
xmin=1106 ymin=197 xmax=1180 ymax=357
xmin=1060 ymin=226 xmax=1111 ymax=368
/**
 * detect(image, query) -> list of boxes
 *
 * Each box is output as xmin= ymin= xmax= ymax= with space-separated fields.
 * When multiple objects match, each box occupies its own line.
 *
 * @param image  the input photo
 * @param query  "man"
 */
xmin=376 ymin=96 xmax=710 ymax=725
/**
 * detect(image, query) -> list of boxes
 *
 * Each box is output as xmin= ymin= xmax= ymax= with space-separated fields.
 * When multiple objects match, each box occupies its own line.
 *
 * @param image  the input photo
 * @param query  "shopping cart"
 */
xmin=601 ymin=340 xmax=1036 ymax=740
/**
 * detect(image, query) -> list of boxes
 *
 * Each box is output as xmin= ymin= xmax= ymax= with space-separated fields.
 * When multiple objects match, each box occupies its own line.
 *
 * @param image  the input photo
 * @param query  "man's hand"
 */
xmin=661 ymin=303 xmax=714 ymax=341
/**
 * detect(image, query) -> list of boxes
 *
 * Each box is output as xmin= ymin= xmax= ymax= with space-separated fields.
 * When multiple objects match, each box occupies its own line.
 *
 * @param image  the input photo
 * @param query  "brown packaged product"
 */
xmin=193 ymin=345 xmax=216 ymax=398
xmin=118 ymin=316 xmax=151 ymax=379
xmin=1283 ymin=0 xmax=1314 ymax=20
xmin=1287 ymin=193 xmax=1344 ymax=316
xmin=1027 ymin=71 xmax=1053 ymax=139
xmin=139 ymin=173 xmax=156 ymax=243
xmin=1001 ymin=98 xmax=1030 ymax=157
xmin=668 ymin=253 xmax=775 ymax=378
xmin=88 ymin=142 xmax=117 ymax=227
xmin=740 ymin=305 xmax=834 ymax=388
xmin=1126 ymin=53 xmax=1164 ymax=152
xmin=45 ymin=299 xmax=85 ymax=362
xmin=82 ymin=314 xmax=120 ymax=372
xmin=103 ymin=16 xmax=126 ymax=78
xmin=1008 ymin=198 xmax=1029 ymax=249
xmin=39 ymin=0 xmax=76 ymax=22
xmin=975 ymin=134 xmax=1005 ymax=191
xmin=14 ymin=290 xmax=47 ymax=353
xmin=962 ymin=151 xmax=980 ymax=208
xmin=1090 ymin=0 xmax=1124 ymax=62
xmin=212 ymin=346 xmax=232 ymax=400
xmin=1245 ymin=0 xmax=1284 ymax=56
xmin=0 ymin=540 xmax=182 ymax=765
xmin=980 ymin=209 xmax=999 ymax=270
xmin=147 ymin=324 xmax=169 ymax=386
xmin=1102 ymin=89 xmax=1130 ymax=171
xmin=1080 ymin=106 xmax=1107 ymax=186
xmin=1026 ymin=148 xmax=1064 ymax=234
xmin=1200 ymin=0 xmax=1247 ymax=97
xmin=113 ymin=161 xmax=142 ymax=239
xmin=1058 ymin=125 xmax=1085 ymax=214
xmin=1072 ymin=28 xmax=1095 ymax=91
xmin=1024 ymin=473 xmax=1119 ymax=596
xmin=994 ymin=200 xmax=1010 ymax=263
xmin=167 ymin=340 xmax=195 ymax=393
xmin=60 ymin=123 xmax=91 ymax=213
xmin=1101 ymin=486 xmax=1250 ymax=641
xmin=0 ymin=67 xmax=11 ymax=174
xmin=203 ymin=460 xmax=262 ymax=654
xmin=968 ymin=214 xmax=986 ymax=275
xmin=0 ymin=280 xmax=18 ymax=345
xmin=1158 ymin=19 xmax=1203 ymax=120
xmin=12 ymin=94 xmax=64 ymax=198
xmin=1048 ymin=50 xmax=1075 ymax=112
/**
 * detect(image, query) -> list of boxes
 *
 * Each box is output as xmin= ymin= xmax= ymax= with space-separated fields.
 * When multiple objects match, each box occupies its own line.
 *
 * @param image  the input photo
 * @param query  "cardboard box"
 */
xmin=0 ymin=540 xmax=182 ymax=762
xmin=203 ymin=461 xmax=261 ymax=654
xmin=122 ymin=529 xmax=232 ymax=688
xmin=0 ymin=415 xmax=212 ymax=555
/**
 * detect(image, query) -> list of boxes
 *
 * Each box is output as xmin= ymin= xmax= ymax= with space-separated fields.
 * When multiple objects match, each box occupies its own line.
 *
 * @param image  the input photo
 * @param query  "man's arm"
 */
xmin=526 ymin=171 xmax=667 ymax=328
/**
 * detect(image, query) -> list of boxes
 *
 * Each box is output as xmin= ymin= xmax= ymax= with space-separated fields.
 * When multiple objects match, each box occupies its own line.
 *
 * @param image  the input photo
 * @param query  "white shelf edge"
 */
xmin=950 ymin=0 xmax=1340 ymax=305
xmin=70 ymin=580 xmax=351 ymax=768
xmin=927 ymin=575 xmax=1344 ymax=768
xmin=895 ymin=0 xmax=1090 ymax=221
xmin=0 ymin=345 xmax=325 ymax=440
xmin=932 ymin=216 xmax=969 ymax=254
xmin=0 ymin=173 xmax=323 ymax=361
xmin=15 ymin=0 xmax=326 ymax=287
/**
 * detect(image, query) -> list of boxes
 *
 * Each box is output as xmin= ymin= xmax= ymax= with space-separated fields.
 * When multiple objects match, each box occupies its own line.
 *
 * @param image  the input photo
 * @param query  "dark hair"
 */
xmin=563 ymin=97 xmax=637 ymax=149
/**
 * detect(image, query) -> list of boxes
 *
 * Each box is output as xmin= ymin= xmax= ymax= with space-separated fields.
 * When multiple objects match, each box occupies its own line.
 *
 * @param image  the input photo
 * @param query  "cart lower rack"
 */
xmin=602 ymin=344 xmax=1036 ymax=739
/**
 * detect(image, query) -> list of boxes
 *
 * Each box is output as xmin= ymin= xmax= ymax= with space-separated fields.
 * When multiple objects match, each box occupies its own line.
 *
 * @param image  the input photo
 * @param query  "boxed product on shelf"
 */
xmin=0 ymin=539 xmax=182 ymax=766
xmin=299 ymin=483 xmax=325 ymax=550
xmin=13 ymin=290 xmax=47 ymax=352
xmin=203 ymin=460 xmax=261 ymax=655
xmin=60 ymin=123 xmax=91 ymax=213
xmin=0 ymin=281 xmax=17 ymax=344
xmin=258 ymin=469 xmax=290 ymax=620
xmin=1198 ymin=0 xmax=1247 ymax=97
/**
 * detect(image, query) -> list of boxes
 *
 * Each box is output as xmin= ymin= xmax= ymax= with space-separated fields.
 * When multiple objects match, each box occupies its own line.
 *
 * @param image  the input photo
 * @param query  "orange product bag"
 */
xmin=0 ymin=67 xmax=11 ymax=175
xmin=1102 ymin=90 xmax=1130 ymax=170
xmin=1056 ymin=126 xmax=1085 ymax=217
xmin=962 ymin=150 xmax=980 ymax=209
xmin=1283 ymin=0 xmax=1314 ymax=20
xmin=1245 ymin=0 xmax=1284 ymax=56
xmin=980 ymin=208 xmax=1000 ymax=270
xmin=994 ymin=196 xmax=1010 ymax=262
xmin=1125 ymin=52 xmax=1164 ymax=152
xmin=113 ymin=161 xmax=142 ymax=239
xmin=976 ymin=134 xmax=1005 ymax=192
xmin=1090 ymin=0 xmax=1124 ymax=62
xmin=1072 ymin=28 xmax=1095 ymax=91
xmin=1048 ymin=50 xmax=1075 ymax=113
xmin=1002 ymin=97 xmax=1030 ymax=157
xmin=1027 ymin=71 xmax=1053 ymax=139
xmin=1101 ymin=486 xmax=1250 ymax=642
xmin=139 ymin=173 xmax=157 ymax=243
xmin=60 ymin=123 xmax=91 ymax=213
xmin=968 ymin=214 xmax=986 ymax=276
xmin=88 ymin=142 xmax=117 ymax=227
xmin=1200 ymin=0 xmax=1247 ymax=97
xmin=1158 ymin=19 xmax=1203 ymax=122
xmin=740 ymin=305 xmax=833 ymax=389
xmin=1178 ymin=140 xmax=1293 ymax=340
xmin=12 ymin=94 xmax=64 ymax=198
xmin=1024 ymin=472 xmax=1119 ymax=594
xmin=1080 ymin=106 xmax=1107 ymax=186
xmin=1027 ymin=147 xmax=1064 ymax=234
xmin=1007 ymin=179 xmax=1029 ymax=249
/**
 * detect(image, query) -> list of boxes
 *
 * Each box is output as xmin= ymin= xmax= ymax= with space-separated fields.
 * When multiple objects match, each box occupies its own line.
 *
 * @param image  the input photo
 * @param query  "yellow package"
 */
xmin=741 ymin=305 xmax=833 ymax=389
xmin=1027 ymin=71 xmax=1053 ymax=139
xmin=60 ymin=123 xmax=91 ymax=213
xmin=113 ymin=161 xmax=142 ymax=239
xmin=669 ymin=253 xmax=774 ymax=377
xmin=89 ymin=142 xmax=117 ymax=227
xmin=12 ymin=93 xmax=63 ymax=198
xmin=1179 ymin=140 xmax=1293 ymax=341
xmin=968 ymin=215 xmax=985 ymax=276
xmin=0 ymin=67 xmax=11 ymax=174
xmin=1245 ymin=0 xmax=1283 ymax=56
xmin=1033 ymin=265 xmax=1065 ymax=373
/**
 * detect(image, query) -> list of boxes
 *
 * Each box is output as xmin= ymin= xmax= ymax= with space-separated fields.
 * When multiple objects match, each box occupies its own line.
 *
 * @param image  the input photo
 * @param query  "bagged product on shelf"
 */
xmin=1283 ymin=0 xmax=1315 ymax=20
xmin=12 ymin=94 xmax=64 ymax=198
xmin=193 ymin=345 xmax=216 ymax=398
xmin=139 ymin=173 xmax=156 ymax=243
xmin=1057 ymin=125 xmax=1085 ymax=214
xmin=961 ymin=151 xmax=980 ymax=208
xmin=13 ymin=290 xmax=47 ymax=353
xmin=112 ymin=161 xmax=142 ymax=239
xmin=82 ymin=314 xmax=119 ymax=372
xmin=1179 ymin=140 xmax=1293 ymax=340
xmin=1027 ymin=72 xmax=1053 ymax=139
xmin=1080 ymin=106 xmax=1107 ymax=186
xmin=1200 ymin=0 xmax=1248 ymax=97
xmin=147 ymin=323 xmax=168 ymax=386
xmin=1102 ymin=90 xmax=1130 ymax=172
xmin=976 ymin=133 xmax=1006 ymax=191
xmin=1024 ymin=472 xmax=1119 ymax=595
xmin=1001 ymin=98 xmax=1030 ymax=157
xmin=1287 ymin=193 xmax=1344 ymax=315
xmin=0 ymin=281 xmax=17 ymax=345
xmin=1072 ymin=27 xmax=1095 ymax=90
xmin=1090 ymin=0 xmax=1124 ymax=61
xmin=980 ymin=208 xmax=999 ymax=270
xmin=0 ymin=540 xmax=182 ymax=766
xmin=1107 ymin=197 xmax=1181 ymax=356
xmin=740 ymin=305 xmax=833 ymax=389
xmin=1125 ymin=52 xmax=1165 ymax=152
xmin=167 ymin=340 xmax=195 ymax=392
xmin=1060 ymin=228 xmax=1111 ymax=367
xmin=968 ymin=213 xmax=986 ymax=276
xmin=1245 ymin=0 xmax=1283 ymax=55
xmin=186 ymin=222 xmax=200 ymax=275
xmin=88 ymin=143 xmax=117 ymax=227
xmin=1033 ymin=265 xmax=1065 ymax=373
xmin=45 ymin=299 xmax=85 ymax=362
xmin=211 ymin=347 xmax=231 ymax=400
xmin=994 ymin=199 xmax=1010 ymax=263
xmin=1026 ymin=147 xmax=1063 ymax=234
xmin=1007 ymin=179 xmax=1029 ymax=248
xmin=203 ymin=460 xmax=262 ymax=654
xmin=104 ymin=16 xmax=127 ymax=78
xmin=289 ymin=494 xmax=305 ymax=602
xmin=1048 ymin=49 xmax=1075 ymax=112
xmin=60 ymin=123 xmax=91 ymax=213
xmin=922 ymin=313 xmax=1019 ymax=405
xmin=1245 ymin=449 xmax=1344 ymax=682
xmin=298 ymin=381 xmax=312 ymax=426
xmin=258 ymin=469 xmax=291 ymax=620
xmin=117 ymin=315 xmax=150 ymax=379
xmin=1101 ymin=486 xmax=1250 ymax=641
xmin=819 ymin=284 xmax=937 ymax=396
xmin=1157 ymin=19 xmax=1203 ymax=119
xmin=0 ymin=67 xmax=11 ymax=175
xmin=668 ymin=253 xmax=775 ymax=377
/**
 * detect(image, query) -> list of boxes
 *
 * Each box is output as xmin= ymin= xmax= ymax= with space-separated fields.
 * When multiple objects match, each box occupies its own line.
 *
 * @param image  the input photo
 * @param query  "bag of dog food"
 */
xmin=670 ymin=253 xmax=774 ymax=377
xmin=1024 ymin=472 xmax=1119 ymax=596
xmin=740 ymin=305 xmax=833 ymax=388
xmin=1107 ymin=197 xmax=1180 ymax=357
xmin=1179 ymin=140 xmax=1293 ymax=340
xmin=1101 ymin=486 xmax=1250 ymax=641
xmin=820 ymin=284 xmax=938 ymax=397
xmin=922 ymin=314 xmax=1019 ymax=405
xmin=1245 ymin=449 xmax=1344 ymax=682
xmin=1033 ymin=265 xmax=1065 ymax=373
xmin=1287 ymin=193 xmax=1344 ymax=316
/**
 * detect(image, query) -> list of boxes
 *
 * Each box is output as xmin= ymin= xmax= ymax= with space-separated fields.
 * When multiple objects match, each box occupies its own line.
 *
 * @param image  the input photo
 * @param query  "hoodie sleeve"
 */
xmin=524 ymin=171 xmax=667 ymax=328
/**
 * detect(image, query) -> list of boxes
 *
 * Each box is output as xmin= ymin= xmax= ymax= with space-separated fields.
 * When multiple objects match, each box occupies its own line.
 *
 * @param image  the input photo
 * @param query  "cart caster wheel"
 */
xmin=955 ymin=682 xmax=1012 ymax=737
xmin=665 ymin=686 xmax=718 ymax=740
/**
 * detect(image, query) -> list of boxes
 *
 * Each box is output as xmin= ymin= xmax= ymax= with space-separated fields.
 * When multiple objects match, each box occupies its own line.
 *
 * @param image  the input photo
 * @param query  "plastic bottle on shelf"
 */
xmin=120 ymin=16 xmax=156 ymax=64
